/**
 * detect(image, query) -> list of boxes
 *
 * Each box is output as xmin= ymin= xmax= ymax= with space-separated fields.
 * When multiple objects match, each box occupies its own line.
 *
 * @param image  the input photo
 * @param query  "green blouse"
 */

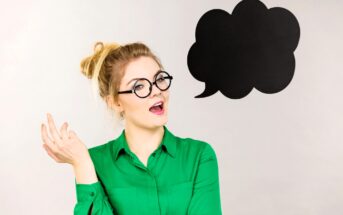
xmin=74 ymin=125 xmax=222 ymax=215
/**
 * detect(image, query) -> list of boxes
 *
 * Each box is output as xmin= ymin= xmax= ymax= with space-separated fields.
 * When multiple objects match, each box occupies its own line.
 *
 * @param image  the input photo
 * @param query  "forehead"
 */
xmin=123 ymin=56 xmax=160 ymax=80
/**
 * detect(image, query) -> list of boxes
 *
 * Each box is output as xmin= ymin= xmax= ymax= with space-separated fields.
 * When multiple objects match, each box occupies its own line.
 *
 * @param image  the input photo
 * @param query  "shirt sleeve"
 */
xmin=74 ymin=178 xmax=116 ymax=215
xmin=187 ymin=143 xmax=222 ymax=215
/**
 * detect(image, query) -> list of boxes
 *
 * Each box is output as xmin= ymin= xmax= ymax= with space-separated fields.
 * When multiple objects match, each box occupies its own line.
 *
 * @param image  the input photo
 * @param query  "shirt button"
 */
xmin=90 ymin=192 xmax=95 ymax=196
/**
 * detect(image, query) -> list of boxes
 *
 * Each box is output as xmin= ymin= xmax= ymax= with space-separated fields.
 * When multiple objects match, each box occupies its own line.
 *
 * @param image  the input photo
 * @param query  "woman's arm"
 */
xmin=187 ymin=143 xmax=222 ymax=215
xmin=40 ymin=113 xmax=116 ymax=214
xmin=73 ymin=162 xmax=116 ymax=215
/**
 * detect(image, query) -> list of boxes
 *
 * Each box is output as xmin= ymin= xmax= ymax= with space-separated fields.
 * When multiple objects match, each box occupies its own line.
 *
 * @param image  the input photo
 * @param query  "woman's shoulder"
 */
xmin=176 ymin=135 xmax=217 ymax=158
xmin=88 ymin=141 xmax=111 ymax=153
xmin=86 ymin=140 xmax=114 ymax=162
xmin=179 ymin=136 xmax=207 ymax=146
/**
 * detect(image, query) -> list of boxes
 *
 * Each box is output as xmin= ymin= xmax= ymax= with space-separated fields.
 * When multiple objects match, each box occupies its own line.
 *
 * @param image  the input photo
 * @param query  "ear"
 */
xmin=106 ymin=95 xmax=123 ymax=112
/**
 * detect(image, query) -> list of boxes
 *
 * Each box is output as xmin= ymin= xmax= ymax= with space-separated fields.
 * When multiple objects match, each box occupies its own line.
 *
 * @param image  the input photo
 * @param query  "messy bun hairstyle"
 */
xmin=80 ymin=41 xmax=164 ymax=122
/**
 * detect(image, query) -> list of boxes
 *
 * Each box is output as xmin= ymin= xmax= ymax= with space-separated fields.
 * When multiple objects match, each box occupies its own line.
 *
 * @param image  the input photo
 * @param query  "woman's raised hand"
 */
xmin=41 ymin=113 xmax=91 ymax=167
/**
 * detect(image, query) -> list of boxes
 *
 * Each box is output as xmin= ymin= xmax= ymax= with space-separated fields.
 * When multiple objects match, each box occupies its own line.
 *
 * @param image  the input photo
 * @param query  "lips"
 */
xmin=149 ymin=100 xmax=164 ymax=110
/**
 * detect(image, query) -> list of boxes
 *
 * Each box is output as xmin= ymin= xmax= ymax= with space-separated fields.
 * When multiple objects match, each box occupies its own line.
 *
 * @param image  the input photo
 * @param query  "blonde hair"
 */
xmin=80 ymin=41 xmax=164 ymax=122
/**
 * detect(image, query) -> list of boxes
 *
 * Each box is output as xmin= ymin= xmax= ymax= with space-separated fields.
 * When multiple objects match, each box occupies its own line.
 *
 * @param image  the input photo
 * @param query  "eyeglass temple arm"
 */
xmin=117 ymin=90 xmax=133 ymax=94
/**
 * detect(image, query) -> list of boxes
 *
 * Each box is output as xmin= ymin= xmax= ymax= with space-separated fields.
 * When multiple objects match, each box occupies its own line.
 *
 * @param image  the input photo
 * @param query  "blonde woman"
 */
xmin=41 ymin=42 xmax=222 ymax=215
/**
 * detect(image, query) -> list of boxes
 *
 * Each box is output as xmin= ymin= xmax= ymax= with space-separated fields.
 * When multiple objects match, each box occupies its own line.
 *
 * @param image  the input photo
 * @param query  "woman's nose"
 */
xmin=150 ymin=83 xmax=162 ymax=97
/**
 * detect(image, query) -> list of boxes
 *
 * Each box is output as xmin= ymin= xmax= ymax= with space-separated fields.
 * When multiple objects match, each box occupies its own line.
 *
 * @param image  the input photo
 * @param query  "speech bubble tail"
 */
xmin=195 ymin=84 xmax=218 ymax=98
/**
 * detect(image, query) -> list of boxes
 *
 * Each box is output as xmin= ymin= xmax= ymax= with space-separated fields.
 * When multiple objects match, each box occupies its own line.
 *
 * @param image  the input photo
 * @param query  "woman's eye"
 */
xmin=134 ymin=85 xmax=143 ymax=91
xmin=157 ymin=77 xmax=165 ymax=82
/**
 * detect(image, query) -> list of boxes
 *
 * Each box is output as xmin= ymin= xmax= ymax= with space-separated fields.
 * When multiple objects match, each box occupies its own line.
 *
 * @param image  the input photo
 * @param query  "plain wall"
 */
xmin=0 ymin=0 xmax=342 ymax=214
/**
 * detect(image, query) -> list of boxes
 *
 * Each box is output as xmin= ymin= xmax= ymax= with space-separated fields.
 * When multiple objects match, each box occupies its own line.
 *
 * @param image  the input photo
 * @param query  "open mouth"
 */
xmin=149 ymin=101 xmax=164 ymax=113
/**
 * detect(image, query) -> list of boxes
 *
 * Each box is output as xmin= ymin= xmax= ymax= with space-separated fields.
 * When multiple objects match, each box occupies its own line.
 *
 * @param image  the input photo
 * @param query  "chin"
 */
xmin=151 ymin=117 xmax=168 ymax=127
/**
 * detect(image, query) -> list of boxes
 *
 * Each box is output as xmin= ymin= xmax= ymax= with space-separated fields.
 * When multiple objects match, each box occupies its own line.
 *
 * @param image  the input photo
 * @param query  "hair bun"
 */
xmin=94 ymin=41 xmax=104 ymax=53
xmin=80 ymin=41 xmax=120 ymax=79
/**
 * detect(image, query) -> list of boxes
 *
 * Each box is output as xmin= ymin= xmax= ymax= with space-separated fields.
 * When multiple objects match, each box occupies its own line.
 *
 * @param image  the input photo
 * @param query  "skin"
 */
xmin=107 ymin=56 xmax=170 ymax=165
xmin=41 ymin=114 xmax=91 ymax=167
xmin=41 ymin=56 xmax=170 ymax=168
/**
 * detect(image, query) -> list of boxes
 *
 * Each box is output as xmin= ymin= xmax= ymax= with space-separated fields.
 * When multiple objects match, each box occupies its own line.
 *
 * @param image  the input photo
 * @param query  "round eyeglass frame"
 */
xmin=117 ymin=70 xmax=173 ymax=98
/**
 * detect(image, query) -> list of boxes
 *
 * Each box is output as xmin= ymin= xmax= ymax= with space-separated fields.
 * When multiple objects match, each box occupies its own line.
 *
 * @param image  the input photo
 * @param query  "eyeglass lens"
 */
xmin=133 ymin=72 xmax=171 ymax=98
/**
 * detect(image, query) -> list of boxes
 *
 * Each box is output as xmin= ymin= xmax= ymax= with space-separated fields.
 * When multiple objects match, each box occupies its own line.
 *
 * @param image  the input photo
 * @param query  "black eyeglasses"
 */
xmin=117 ymin=70 xmax=173 ymax=98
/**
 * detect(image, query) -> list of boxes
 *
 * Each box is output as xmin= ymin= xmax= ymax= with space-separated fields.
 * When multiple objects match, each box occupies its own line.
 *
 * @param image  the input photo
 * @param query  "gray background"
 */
xmin=0 ymin=0 xmax=342 ymax=214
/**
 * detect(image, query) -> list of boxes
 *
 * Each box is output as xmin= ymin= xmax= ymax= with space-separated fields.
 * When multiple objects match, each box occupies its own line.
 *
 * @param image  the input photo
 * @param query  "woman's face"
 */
xmin=115 ymin=56 xmax=170 ymax=129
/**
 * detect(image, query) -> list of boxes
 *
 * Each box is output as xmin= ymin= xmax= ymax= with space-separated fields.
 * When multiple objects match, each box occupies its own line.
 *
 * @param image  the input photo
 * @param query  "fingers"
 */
xmin=43 ymin=144 xmax=62 ymax=163
xmin=60 ymin=122 xmax=69 ymax=140
xmin=41 ymin=114 xmax=73 ymax=164
xmin=47 ymin=113 xmax=62 ymax=143
xmin=41 ymin=123 xmax=53 ymax=144
xmin=41 ymin=123 xmax=58 ymax=152
xmin=68 ymin=130 xmax=77 ymax=139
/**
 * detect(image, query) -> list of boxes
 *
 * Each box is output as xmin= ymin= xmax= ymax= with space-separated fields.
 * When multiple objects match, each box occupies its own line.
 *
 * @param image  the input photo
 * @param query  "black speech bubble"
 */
xmin=187 ymin=0 xmax=300 ymax=99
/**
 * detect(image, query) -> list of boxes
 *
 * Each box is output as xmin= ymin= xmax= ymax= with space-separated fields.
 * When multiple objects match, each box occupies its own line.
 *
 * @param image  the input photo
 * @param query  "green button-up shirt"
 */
xmin=74 ymin=125 xmax=222 ymax=215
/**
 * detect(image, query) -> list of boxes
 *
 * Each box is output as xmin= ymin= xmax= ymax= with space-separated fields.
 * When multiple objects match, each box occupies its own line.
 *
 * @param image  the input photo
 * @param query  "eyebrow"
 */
xmin=126 ymin=70 xmax=161 ymax=86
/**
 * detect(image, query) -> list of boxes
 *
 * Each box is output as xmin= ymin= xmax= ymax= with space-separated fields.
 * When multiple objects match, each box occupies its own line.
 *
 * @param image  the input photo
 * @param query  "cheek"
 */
xmin=137 ymin=101 xmax=150 ymax=115
xmin=123 ymin=97 xmax=145 ymax=114
xmin=163 ymin=90 xmax=170 ymax=98
xmin=164 ymin=92 xmax=170 ymax=104
xmin=163 ymin=94 xmax=170 ymax=111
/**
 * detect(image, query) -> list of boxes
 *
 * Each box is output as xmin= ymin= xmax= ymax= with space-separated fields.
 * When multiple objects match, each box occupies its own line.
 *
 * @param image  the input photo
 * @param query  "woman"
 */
xmin=41 ymin=42 xmax=222 ymax=215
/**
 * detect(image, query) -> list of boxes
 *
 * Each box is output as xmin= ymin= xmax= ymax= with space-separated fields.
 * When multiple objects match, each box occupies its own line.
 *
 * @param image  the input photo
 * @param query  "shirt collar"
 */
xmin=112 ymin=125 xmax=177 ymax=161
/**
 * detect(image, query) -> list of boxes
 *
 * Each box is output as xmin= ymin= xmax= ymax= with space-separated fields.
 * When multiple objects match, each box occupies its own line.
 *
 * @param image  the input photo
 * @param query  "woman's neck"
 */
xmin=124 ymin=123 xmax=165 ymax=157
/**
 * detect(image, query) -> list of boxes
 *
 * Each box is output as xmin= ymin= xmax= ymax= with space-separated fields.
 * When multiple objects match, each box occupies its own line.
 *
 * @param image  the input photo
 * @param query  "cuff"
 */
xmin=75 ymin=179 xmax=106 ymax=203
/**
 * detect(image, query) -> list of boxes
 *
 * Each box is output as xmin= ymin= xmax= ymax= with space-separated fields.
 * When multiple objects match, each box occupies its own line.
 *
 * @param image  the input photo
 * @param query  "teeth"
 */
xmin=153 ymin=102 xmax=162 ymax=107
